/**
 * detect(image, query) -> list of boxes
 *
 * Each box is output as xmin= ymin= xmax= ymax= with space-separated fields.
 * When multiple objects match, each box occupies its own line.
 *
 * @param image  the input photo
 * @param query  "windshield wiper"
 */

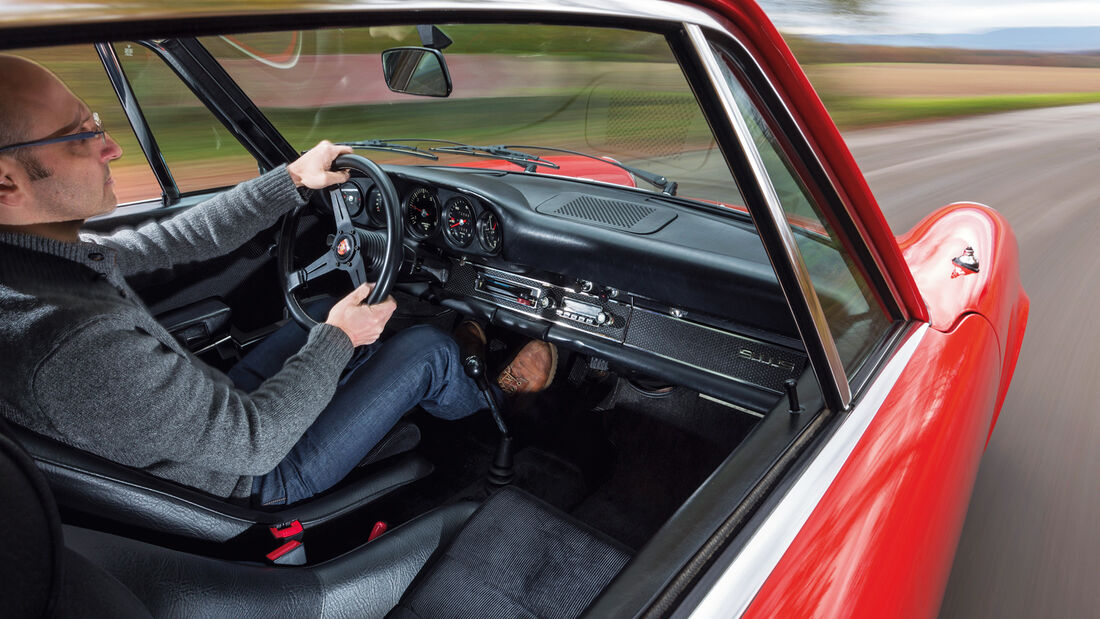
xmin=336 ymin=139 xmax=677 ymax=196
xmin=335 ymin=139 xmax=439 ymax=160
xmin=428 ymin=144 xmax=560 ymax=172
xmin=499 ymin=144 xmax=678 ymax=196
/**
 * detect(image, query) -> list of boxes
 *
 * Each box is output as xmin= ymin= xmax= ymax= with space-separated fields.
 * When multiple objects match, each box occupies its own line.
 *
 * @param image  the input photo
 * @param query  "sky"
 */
xmin=757 ymin=0 xmax=1100 ymax=35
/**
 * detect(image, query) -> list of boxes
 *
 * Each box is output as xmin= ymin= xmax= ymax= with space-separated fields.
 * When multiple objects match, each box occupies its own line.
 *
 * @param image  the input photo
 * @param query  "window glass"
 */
xmin=4 ymin=45 xmax=159 ymax=205
xmin=114 ymin=42 xmax=258 ymax=194
xmin=715 ymin=50 xmax=894 ymax=375
xmin=200 ymin=25 xmax=741 ymax=206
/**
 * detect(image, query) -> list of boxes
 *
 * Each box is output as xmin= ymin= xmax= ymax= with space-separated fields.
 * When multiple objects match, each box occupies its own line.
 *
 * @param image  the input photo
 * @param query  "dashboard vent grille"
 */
xmin=554 ymin=196 xmax=654 ymax=228
xmin=535 ymin=193 xmax=676 ymax=233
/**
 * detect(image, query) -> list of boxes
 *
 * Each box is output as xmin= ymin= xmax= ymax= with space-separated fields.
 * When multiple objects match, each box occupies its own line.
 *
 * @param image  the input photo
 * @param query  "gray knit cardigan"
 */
xmin=0 ymin=166 xmax=353 ymax=498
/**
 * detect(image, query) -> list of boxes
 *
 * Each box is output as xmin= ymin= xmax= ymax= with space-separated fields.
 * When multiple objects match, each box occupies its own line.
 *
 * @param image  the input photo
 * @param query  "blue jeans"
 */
xmin=228 ymin=313 xmax=486 ymax=507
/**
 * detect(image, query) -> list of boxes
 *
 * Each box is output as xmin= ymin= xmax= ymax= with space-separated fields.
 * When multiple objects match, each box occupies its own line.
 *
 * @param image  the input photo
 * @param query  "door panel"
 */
xmin=745 ymin=313 xmax=1001 ymax=618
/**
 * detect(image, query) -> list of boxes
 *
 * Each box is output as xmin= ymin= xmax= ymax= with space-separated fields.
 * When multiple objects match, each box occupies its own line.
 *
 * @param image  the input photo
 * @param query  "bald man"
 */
xmin=0 ymin=55 xmax=555 ymax=506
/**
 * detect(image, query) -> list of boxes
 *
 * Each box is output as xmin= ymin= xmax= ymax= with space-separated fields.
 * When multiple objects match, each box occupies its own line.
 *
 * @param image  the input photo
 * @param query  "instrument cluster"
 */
xmin=338 ymin=180 xmax=501 ymax=256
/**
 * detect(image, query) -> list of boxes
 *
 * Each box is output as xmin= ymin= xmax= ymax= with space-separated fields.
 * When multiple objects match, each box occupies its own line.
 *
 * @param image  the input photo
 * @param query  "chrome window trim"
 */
xmin=685 ymin=23 xmax=852 ymax=409
xmin=686 ymin=322 xmax=928 ymax=618
xmin=695 ymin=28 xmax=907 ymax=325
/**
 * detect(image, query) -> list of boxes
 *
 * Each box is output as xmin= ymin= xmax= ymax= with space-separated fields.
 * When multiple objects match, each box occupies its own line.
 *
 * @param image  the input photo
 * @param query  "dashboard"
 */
xmin=331 ymin=165 xmax=808 ymax=413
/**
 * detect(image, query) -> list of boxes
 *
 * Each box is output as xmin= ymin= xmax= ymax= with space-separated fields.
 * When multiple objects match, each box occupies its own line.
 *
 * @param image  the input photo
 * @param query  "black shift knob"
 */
xmin=463 ymin=355 xmax=484 ymax=380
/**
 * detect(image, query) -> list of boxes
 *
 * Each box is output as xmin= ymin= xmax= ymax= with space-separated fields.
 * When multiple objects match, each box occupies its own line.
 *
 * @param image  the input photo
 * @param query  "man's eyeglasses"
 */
xmin=0 ymin=112 xmax=106 ymax=154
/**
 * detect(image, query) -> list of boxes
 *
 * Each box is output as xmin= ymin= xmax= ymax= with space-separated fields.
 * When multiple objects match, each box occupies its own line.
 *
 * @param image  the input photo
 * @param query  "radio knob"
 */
xmin=597 ymin=311 xmax=608 ymax=324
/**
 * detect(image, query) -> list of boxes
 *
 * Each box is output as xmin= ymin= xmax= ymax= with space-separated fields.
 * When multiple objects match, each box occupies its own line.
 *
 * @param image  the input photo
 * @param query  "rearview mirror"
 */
xmin=381 ymin=47 xmax=452 ymax=97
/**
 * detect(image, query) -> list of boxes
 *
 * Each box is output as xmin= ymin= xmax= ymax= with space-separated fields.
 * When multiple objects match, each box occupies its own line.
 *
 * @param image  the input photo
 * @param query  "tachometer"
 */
xmin=478 ymin=211 xmax=501 ymax=253
xmin=405 ymin=187 xmax=439 ymax=238
xmin=444 ymin=197 xmax=475 ymax=247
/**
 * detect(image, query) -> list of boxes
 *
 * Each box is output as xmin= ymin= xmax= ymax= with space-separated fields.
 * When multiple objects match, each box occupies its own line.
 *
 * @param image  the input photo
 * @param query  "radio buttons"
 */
xmin=556 ymin=309 xmax=612 ymax=327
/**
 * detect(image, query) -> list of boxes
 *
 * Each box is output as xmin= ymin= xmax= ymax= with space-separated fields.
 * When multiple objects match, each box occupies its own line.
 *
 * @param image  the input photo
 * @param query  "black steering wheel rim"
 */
xmin=278 ymin=154 xmax=403 ymax=329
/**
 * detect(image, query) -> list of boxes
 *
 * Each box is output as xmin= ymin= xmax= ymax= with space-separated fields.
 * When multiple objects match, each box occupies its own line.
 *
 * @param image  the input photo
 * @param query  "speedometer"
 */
xmin=444 ymin=197 xmax=475 ymax=247
xmin=405 ymin=187 xmax=439 ymax=238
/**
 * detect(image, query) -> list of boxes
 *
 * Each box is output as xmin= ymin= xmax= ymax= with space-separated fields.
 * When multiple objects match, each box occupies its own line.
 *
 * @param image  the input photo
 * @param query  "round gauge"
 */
xmin=405 ymin=187 xmax=439 ymax=238
xmin=367 ymin=186 xmax=386 ymax=227
xmin=339 ymin=184 xmax=363 ymax=218
xmin=444 ymin=197 xmax=476 ymax=247
xmin=478 ymin=211 xmax=502 ymax=253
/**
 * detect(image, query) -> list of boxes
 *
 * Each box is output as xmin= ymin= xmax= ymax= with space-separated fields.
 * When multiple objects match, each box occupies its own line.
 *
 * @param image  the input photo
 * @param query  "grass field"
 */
xmin=806 ymin=62 xmax=1100 ymax=97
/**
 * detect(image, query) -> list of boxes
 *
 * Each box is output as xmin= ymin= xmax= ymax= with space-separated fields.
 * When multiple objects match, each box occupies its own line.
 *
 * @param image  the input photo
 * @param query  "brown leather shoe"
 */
xmin=453 ymin=320 xmax=486 ymax=363
xmin=497 ymin=339 xmax=557 ymax=395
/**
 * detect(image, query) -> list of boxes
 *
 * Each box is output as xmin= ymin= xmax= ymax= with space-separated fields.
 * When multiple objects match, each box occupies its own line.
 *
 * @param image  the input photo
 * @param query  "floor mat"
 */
xmin=368 ymin=412 xmax=589 ymax=528
xmin=571 ymin=381 xmax=759 ymax=549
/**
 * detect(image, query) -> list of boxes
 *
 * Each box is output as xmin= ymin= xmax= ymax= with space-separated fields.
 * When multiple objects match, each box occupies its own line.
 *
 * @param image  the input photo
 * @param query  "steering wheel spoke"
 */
xmin=348 ymin=255 xmax=368 ymax=288
xmin=289 ymin=251 xmax=340 ymax=291
xmin=329 ymin=186 xmax=355 ymax=233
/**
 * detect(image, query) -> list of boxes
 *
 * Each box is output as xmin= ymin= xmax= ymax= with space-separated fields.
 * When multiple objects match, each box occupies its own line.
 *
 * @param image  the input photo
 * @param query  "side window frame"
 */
xmin=137 ymin=38 xmax=299 ymax=175
xmin=96 ymin=42 xmax=180 ymax=207
xmin=676 ymin=23 xmax=906 ymax=411
xmin=95 ymin=36 xmax=295 ymax=213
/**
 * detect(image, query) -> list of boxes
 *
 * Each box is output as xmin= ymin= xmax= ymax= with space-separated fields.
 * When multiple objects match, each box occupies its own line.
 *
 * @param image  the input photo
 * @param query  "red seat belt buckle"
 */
xmin=266 ymin=539 xmax=306 ymax=565
xmin=269 ymin=519 xmax=303 ymax=540
xmin=368 ymin=520 xmax=387 ymax=541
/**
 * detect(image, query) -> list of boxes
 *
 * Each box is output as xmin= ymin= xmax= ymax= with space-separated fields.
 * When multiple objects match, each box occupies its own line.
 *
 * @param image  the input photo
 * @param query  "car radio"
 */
xmin=556 ymin=297 xmax=613 ymax=327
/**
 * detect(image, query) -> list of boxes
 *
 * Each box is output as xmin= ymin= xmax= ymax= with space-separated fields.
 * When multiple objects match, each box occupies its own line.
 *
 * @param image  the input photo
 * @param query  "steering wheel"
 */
xmin=278 ymin=154 xmax=403 ymax=329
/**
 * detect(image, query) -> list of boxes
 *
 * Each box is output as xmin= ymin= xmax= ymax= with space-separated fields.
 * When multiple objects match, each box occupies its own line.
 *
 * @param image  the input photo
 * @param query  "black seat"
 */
xmin=9 ymin=420 xmax=432 ymax=544
xmin=0 ymin=426 xmax=477 ymax=618
xmin=1 ymin=424 xmax=632 ymax=618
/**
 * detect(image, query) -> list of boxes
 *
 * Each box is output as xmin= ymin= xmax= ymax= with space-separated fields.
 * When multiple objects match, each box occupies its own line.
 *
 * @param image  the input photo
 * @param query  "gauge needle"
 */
xmin=450 ymin=219 xmax=465 ymax=228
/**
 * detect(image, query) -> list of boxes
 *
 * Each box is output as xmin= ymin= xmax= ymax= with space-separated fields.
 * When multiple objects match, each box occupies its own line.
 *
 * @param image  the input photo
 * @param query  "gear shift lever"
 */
xmin=463 ymin=355 xmax=514 ymax=487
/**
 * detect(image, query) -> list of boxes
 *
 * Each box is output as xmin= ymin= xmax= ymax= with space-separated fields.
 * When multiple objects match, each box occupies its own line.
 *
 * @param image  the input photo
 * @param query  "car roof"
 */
xmin=0 ymin=0 xmax=724 ymax=35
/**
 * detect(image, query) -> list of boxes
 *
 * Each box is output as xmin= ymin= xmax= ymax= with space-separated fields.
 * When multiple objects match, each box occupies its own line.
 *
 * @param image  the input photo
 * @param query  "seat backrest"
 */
xmin=0 ymin=426 xmax=151 ymax=618
xmin=0 ymin=429 xmax=64 ymax=617
xmin=11 ymin=423 xmax=433 ymax=544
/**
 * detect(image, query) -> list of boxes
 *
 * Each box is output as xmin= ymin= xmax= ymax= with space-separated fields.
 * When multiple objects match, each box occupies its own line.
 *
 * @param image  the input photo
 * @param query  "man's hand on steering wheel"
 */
xmin=287 ymin=140 xmax=354 ymax=189
xmin=326 ymin=283 xmax=397 ymax=347
xmin=279 ymin=151 xmax=403 ymax=329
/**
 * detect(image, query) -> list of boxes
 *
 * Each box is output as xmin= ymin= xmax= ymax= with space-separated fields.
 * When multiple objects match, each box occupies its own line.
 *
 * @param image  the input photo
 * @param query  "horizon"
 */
xmin=757 ymin=1 xmax=1100 ymax=36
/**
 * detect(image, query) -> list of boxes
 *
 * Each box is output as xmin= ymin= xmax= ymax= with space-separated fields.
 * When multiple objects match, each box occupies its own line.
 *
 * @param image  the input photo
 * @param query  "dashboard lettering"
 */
xmin=738 ymin=348 xmax=796 ymax=372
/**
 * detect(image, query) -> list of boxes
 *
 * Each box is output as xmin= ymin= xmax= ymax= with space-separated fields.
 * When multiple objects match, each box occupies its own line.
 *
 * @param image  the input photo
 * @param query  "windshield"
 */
xmin=200 ymin=24 xmax=741 ymax=206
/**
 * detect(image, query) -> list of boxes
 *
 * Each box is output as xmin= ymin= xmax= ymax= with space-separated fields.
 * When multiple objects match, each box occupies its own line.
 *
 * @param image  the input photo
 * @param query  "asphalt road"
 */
xmin=842 ymin=104 xmax=1100 ymax=618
